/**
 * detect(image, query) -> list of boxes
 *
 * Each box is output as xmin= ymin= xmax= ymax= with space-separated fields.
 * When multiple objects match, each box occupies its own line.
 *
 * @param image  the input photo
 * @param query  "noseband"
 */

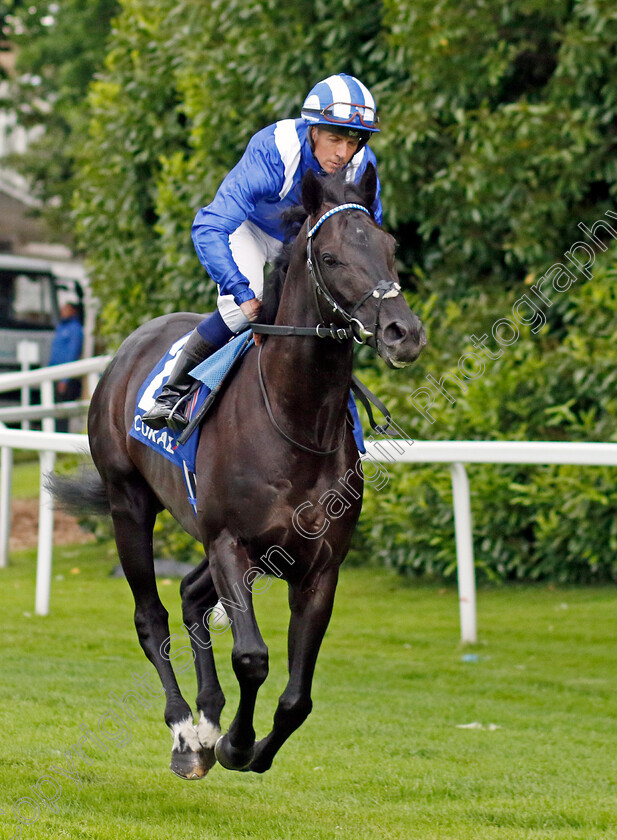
xmin=252 ymin=202 xmax=401 ymax=345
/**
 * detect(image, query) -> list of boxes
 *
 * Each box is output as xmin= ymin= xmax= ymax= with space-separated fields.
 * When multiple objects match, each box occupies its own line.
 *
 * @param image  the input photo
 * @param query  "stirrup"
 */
xmin=166 ymin=391 xmax=193 ymax=433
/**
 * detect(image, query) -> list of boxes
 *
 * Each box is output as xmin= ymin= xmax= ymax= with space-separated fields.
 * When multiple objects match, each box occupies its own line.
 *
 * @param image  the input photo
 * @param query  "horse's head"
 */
xmin=300 ymin=166 xmax=426 ymax=367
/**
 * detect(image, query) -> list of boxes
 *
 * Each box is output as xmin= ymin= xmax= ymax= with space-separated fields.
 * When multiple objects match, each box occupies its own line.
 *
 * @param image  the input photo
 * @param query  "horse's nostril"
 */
xmin=383 ymin=321 xmax=408 ymax=345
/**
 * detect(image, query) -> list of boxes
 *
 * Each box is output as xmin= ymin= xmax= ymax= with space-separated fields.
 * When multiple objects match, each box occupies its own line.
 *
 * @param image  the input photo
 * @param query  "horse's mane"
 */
xmin=260 ymin=171 xmax=370 ymax=325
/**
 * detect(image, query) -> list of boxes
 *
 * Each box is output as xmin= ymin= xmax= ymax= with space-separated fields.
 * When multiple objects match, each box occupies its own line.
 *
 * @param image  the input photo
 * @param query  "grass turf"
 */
xmin=10 ymin=458 xmax=42 ymax=500
xmin=0 ymin=543 xmax=616 ymax=839
xmin=10 ymin=455 xmax=91 ymax=501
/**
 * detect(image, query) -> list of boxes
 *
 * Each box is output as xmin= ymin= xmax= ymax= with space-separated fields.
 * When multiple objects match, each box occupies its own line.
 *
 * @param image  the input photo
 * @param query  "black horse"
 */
xmin=57 ymin=166 xmax=426 ymax=779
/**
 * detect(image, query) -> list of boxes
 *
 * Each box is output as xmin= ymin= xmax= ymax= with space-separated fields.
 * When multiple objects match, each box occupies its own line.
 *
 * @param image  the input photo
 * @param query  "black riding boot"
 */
xmin=142 ymin=329 xmax=217 ymax=432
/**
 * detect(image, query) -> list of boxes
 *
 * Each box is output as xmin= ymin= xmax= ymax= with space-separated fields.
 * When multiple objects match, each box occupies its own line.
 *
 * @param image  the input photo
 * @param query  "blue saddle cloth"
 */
xmin=130 ymin=331 xmax=366 ymax=490
xmin=129 ymin=332 xmax=253 ymax=479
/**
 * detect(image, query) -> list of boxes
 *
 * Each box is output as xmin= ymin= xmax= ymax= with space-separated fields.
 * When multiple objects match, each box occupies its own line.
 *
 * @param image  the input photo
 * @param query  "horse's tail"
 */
xmin=47 ymin=469 xmax=110 ymax=516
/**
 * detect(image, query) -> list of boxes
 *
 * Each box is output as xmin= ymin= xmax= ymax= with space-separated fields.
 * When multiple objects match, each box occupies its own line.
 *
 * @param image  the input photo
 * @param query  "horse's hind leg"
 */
xmin=108 ymin=477 xmax=205 ymax=779
xmin=207 ymin=530 xmax=269 ymax=771
xmin=179 ymin=558 xmax=225 ymax=776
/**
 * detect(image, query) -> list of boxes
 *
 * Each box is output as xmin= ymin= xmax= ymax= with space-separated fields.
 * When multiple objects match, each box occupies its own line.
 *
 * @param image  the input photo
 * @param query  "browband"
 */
xmin=307 ymin=203 xmax=371 ymax=238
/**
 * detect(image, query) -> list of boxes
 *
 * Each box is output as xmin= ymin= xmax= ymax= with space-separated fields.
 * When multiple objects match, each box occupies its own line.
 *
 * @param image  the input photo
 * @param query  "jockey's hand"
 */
xmin=240 ymin=298 xmax=263 ymax=345
xmin=240 ymin=298 xmax=262 ymax=323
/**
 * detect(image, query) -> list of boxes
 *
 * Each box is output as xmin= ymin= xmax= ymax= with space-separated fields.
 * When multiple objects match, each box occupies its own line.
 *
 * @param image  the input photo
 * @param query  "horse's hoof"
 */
xmin=214 ymin=734 xmax=254 ymax=771
xmin=247 ymin=755 xmax=272 ymax=774
xmin=170 ymin=746 xmax=216 ymax=780
xmin=247 ymin=739 xmax=273 ymax=774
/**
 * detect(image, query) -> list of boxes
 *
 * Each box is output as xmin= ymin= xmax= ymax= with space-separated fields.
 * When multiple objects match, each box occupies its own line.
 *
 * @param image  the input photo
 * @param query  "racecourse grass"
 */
xmin=11 ymin=455 xmax=88 ymax=500
xmin=1 ymin=542 xmax=616 ymax=840
xmin=10 ymin=458 xmax=42 ymax=499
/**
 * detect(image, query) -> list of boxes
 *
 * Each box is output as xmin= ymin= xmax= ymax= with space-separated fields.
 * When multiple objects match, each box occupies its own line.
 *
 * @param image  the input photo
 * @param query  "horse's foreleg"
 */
xmin=109 ymin=480 xmax=200 ymax=778
xmin=207 ymin=530 xmax=269 ymax=771
xmin=179 ymin=558 xmax=225 ymax=777
xmin=248 ymin=566 xmax=339 ymax=773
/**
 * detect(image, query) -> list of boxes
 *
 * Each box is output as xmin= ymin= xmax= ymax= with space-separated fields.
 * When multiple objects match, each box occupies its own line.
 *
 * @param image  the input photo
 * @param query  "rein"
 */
xmin=257 ymin=343 xmax=346 ymax=456
xmin=252 ymin=202 xmax=398 ymax=455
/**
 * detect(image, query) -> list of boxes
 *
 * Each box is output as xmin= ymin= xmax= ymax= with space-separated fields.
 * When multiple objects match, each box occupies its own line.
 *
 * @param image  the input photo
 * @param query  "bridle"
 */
xmin=251 ymin=202 xmax=399 ymax=456
xmin=252 ymin=202 xmax=401 ymax=346
xmin=308 ymin=204 xmax=402 ymax=347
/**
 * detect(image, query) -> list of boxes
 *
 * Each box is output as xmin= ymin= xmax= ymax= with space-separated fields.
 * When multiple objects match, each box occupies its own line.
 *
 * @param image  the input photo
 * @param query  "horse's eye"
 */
xmin=321 ymin=253 xmax=337 ymax=267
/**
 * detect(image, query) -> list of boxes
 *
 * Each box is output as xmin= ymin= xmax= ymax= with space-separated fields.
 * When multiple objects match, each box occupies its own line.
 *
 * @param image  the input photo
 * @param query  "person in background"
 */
xmin=49 ymin=300 xmax=84 ymax=432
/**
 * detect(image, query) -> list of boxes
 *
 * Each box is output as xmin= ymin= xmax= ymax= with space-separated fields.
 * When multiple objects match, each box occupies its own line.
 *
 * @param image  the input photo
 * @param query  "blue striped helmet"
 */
xmin=301 ymin=74 xmax=379 ymax=134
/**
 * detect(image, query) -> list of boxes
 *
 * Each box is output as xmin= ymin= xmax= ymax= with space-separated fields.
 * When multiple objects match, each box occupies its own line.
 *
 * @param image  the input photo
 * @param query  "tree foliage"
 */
xmin=73 ymin=0 xmax=385 ymax=338
xmin=10 ymin=0 xmax=617 ymax=580
xmin=3 ymin=0 xmax=118 ymax=234
xmin=354 ymin=255 xmax=617 ymax=583
xmin=68 ymin=0 xmax=617 ymax=339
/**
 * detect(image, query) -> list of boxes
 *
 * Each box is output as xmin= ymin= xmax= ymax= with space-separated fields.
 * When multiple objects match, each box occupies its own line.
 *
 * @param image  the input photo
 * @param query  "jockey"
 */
xmin=143 ymin=73 xmax=382 ymax=431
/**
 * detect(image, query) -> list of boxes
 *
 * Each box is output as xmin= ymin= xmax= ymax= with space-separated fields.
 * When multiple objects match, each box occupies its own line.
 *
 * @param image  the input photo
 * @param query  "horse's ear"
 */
xmin=359 ymin=163 xmax=377 ymax=210
xmin=302 ymin=169 xmax=324 ymax=216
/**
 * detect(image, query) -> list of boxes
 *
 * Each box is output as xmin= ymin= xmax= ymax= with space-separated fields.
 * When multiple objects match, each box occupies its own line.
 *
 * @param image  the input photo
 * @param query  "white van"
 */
xmin=0 ymin=253 xmax=95 ymax=372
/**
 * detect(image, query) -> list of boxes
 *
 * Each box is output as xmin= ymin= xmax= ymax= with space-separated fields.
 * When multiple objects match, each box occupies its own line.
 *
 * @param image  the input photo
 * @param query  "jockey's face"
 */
xmin=311 ymin=126 xmax=360 ymax=174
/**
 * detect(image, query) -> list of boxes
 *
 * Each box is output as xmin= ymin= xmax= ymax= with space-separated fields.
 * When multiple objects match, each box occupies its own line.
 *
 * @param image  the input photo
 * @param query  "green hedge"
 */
xmin=14 ymin=0 xmax=617 ymax=581
xmin=353 ymin=259 xmax=617 ymax=581
xmin=70 ymin=0 xmax=617 ymax=340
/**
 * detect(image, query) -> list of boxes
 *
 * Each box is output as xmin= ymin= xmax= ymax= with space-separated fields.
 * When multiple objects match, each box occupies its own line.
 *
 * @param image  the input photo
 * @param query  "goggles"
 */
xmin=311 ymin=102 xmax=379 ymax=129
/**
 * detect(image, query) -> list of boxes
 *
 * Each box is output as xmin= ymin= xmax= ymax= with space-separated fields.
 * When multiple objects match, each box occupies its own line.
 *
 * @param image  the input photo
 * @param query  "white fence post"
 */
xmin=360 ymin=439 xmax=617 ymax=643
xmin=0 ymin=428 xmax=88 ymax=615
xmin=0 ymin=445 xmax=13 ymax=567
xmin=40 ymin=378 xmax=55 ymax=435
xmin=86 ymin=371 xmax=99 ymax=401
xmin=38 ymin=380 xmax=58 ymax=614
xmin=17 ymin=340 xmax=40 ymax=432
xmin=450 ymin=462 xmax=477 ymax=644
xmin=0 ymin=355 xmax=109 ymax=612
xmin=35 ymin=449 xmax=56 ymax=616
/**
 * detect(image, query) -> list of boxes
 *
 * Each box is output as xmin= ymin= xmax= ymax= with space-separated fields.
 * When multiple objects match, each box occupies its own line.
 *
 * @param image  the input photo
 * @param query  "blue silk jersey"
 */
xmin=191 ymin=119 xmax=382 ymax=306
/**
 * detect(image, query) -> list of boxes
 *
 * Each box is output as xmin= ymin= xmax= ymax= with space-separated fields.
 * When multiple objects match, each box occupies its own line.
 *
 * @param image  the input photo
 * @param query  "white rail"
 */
xmin=1 ymin=421 xmax=616 ymax=636
xmin=0 ymin=401 xmax=90 ymax=423
xmin=0 ymin=356 xmax=110 ymax=615
xmin=0 ymin=429 xmax=89 ymax=616
xmin=365 ymin=440 xmax=617 ymax=467
xmin=0 ymin=355 xmax=112 ymax=395
xmin=364 ymin=440 xmax=617 ymax=643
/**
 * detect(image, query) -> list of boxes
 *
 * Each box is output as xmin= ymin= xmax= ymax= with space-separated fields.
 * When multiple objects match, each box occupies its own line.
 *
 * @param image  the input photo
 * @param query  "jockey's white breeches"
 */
xmin=217 ymin=220 xmax=283 ymax=333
